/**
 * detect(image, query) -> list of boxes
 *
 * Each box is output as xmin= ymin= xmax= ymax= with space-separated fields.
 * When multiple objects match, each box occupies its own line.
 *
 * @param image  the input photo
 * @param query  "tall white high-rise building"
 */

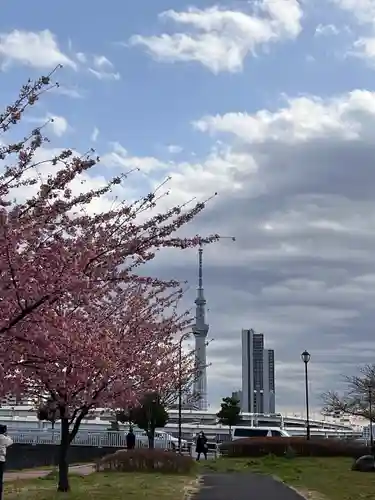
xmin=192 ymin=248 xmax=209 ymax=411
xmin=241 ymin=329 xmax=275 ymax=414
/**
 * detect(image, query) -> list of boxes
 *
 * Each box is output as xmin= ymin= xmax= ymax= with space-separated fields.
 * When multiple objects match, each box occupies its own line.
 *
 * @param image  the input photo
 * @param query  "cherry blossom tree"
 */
xmin=14 ymin=281 xmax=194 ymax=491
xmin=114 ymin=332 xmax=199 ymax=420
xmin=0 ymin=70 xmax=218 ymax=396
xmin=0 ymin=71 xmax=218 ymax=493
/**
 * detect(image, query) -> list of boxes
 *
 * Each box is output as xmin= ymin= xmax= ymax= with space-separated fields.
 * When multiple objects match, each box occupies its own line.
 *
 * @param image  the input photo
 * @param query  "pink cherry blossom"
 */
xmin=0 ymin=72 xmax=216 ymax=492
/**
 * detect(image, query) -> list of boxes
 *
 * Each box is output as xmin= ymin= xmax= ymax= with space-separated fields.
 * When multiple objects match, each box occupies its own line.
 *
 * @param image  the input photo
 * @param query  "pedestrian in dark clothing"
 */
xmin=126 ymin=429 xmax=136 ymax=450
xmin=195 ymin=431 xmax=208 ymax=461
xmin=0 ymin=425 xmax=12 ymax=500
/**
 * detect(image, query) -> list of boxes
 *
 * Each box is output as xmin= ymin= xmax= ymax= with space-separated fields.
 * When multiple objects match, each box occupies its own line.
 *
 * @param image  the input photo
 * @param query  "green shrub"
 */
xmin=219 ymin=437 xmax=369 ymax=458
xmin=95 ymin=448 xmax=194 ymax=474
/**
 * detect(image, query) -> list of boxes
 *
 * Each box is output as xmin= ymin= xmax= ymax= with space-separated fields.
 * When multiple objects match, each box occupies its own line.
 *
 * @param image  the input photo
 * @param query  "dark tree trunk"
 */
xmin=57 ymin=417 xmax=70 ymax=492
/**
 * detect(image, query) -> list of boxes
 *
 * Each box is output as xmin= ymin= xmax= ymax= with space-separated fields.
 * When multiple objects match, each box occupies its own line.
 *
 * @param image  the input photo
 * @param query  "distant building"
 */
xmin=263 ymin=348 xmax=275 ymax=414
xmin=241 ymin=329 xmax=275 ymax=414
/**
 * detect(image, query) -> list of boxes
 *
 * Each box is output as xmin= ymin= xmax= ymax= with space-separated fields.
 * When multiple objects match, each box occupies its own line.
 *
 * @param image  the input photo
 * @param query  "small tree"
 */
xmin=116 ymin=408 xmax=133 ymax=429
xmin=108 ymin=421 xmax=120 ymax=432
xmin=322 ymin=364 xmax=375 ymax=421
xmin=130 ymin=392 xmax=168 ymax=448
xmin=217 ymin=396 xmax=241 ymax=435
xmin=37 ymin=399 xmax=59 ymax=430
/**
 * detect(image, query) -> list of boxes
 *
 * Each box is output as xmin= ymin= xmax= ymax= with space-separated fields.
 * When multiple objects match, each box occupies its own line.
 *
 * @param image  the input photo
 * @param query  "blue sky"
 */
xmin=3 ymin=0 xmax=375 ymax=415
xmin=2 ymin=0 xmax=374 ymax=160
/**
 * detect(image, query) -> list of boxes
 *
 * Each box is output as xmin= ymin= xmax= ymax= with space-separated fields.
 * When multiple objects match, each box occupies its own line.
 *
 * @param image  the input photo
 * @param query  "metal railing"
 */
xmin=7 ymin=430 xmax=222 ymax=457
xmin=184 ymin=440 xmax=220 ymax=458
xmin=7 ymin=430 xmax=173 ymax=449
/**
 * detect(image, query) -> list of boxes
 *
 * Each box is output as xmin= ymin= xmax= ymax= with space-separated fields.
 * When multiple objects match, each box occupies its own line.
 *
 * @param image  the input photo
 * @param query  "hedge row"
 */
xmin=219 ymin=437 xmax=370 ymax=458
xmin=96 ymin=448 xmax=194 ymax=473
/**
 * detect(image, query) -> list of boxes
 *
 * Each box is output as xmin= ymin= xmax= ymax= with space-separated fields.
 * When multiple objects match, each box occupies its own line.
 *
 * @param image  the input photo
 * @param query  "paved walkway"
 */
xmin=192 ymin=473 xmax=304 ymax=500
xmin=4 ymin=464 xmax=95 ymax=482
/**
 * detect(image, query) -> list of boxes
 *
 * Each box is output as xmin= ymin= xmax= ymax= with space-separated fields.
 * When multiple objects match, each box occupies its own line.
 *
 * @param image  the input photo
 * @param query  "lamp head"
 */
xmin=301 ymin=350 xmax=311 ymax=364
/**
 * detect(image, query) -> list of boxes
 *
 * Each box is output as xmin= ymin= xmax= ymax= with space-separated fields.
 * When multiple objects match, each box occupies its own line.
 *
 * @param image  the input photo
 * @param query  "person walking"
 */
xmin=126 ymin=428 xmax=136 ymax=450
xmin=195 ymin=431 xmax=208 ymax=461
xmin=0 ymin=425 xmax=13 ymax=500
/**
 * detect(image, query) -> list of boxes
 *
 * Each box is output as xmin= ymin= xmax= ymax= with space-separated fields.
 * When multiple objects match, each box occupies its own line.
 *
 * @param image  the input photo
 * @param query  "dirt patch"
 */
xmin=4 ymin=464 xmax=95 ymax=482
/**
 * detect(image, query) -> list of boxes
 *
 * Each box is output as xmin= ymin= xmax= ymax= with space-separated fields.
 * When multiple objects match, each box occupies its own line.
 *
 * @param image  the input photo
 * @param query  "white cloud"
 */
xmin=52 ymin=85 xmax=85 ymax=99
xmin=91 ymin=127 xmax=99 ymax=142
xmin=333 ymin=0 xmax=375 ymax=63
xmin=26 ymin=113 xmax=70 ymax=137
xmin=88 ymin=67 xmax=121 ymax=80
xmin=333 ymin=0 xmax=375 ymax=24
xmin=93 ymin=55 xmax=114 ymax=69
xmin=101 ymin=142 xmax=167 ymax=173
xmin=353 ymin=36 xmax=375 ymax=62
xmin=129 ymin=1 xmax=303 ymax=73
xmin=86 ymin=54 xmax=119 ymax=79
xmin=193 ymin=90 xmax=375 ymax=143
xmin=0 ymin=30 xmax=76 ymax=70
xmin=167 ymin=144 xmax=183 ymax=154
xmin=75 ymin=52 xmax=87 ymax=64
xmin=314 ymin=23 xmax=339 ymax=36
xmin=69 ymin=52 xmax=120 ymax=80
xmin=47 ymin=114 xmax=69 ymax=136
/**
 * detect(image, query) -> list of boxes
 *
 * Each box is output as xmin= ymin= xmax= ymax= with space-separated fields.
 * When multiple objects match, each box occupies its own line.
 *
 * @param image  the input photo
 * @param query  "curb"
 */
xmin=184 ymin=475 xmax=203 ymax=499
xmin=271 ymin=475 xmax=308 ymax=499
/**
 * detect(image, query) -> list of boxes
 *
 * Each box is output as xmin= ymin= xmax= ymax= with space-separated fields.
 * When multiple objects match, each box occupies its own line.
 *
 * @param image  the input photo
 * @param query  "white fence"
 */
xmin=7 ymin=429 xmax=173 ymax=449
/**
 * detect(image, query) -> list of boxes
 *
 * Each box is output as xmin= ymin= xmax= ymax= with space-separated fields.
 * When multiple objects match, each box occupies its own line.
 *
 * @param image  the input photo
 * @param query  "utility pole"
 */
xmin=369 ymin=386 xmax=373 ymax=449
xmin=301 ymin=350 xmax=311 ymax=440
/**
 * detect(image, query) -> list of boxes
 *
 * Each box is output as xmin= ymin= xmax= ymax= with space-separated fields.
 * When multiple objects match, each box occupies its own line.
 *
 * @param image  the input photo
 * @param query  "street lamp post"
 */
xmin=178 ymin=332 xmax=190 ymax=453
xmin=368 ymin=386 xmax=374 ymax=450
xmin=301 ymin=350 xmax=311 ymax=441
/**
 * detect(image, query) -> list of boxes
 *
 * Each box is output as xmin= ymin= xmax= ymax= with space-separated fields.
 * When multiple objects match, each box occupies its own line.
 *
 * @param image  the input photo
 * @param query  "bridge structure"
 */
xmin=0 ymin=405 xmax=363 ymax=443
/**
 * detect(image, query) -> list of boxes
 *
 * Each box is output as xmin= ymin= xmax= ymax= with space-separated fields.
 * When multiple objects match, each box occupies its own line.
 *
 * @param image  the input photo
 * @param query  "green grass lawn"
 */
xmin=198 ymin=456 xmax=375 ymax=500
xmin=4 ymin=472 xmax=196 ymax=499
xmin=6 ymin=456 xmax=375 ymax=499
